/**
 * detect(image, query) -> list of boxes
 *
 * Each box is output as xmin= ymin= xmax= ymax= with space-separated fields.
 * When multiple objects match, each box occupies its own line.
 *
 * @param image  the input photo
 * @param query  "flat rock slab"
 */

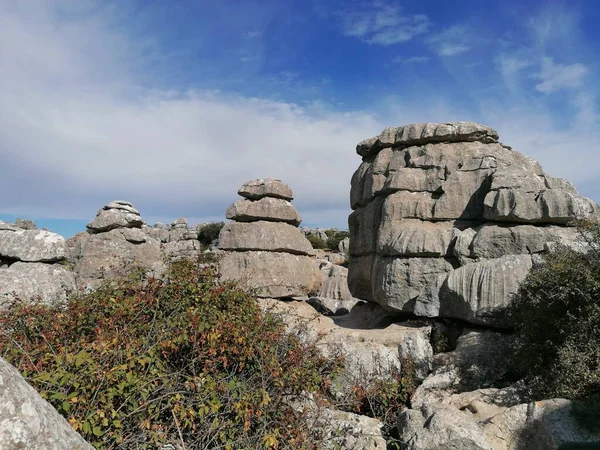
xmin=218 ymin=221 xmax=313 ymax=255
xmin=87 ymin=208 xmax=143 ymax=233
xmin=0 ymin=229 xmax=67 ymax=262
xmin=0 ymin=262 xmax=76 ymax=309
xmin=238 ymin=178 xmax=294 ymax=201
xmin=219 ymin=251 xmax=320 ymax=298
xmin=226 ymin=197 xmax=302 ymax=226
xmin=0 ymin=356 xmax=93 ymax=449
xmin=357 ymin=121 xmax=499 ymax=158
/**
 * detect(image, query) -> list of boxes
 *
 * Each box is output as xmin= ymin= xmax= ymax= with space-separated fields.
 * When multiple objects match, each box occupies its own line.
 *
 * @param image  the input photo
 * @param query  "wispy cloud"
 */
xmin=534 ymin=57 xmax=589 ymax=92
xmin=244 ymin=30 xmax=263 ymax=39
xmin=426 ymin=26 xmax=470 ymax=56
xmin=340 ymin=3 xmax=430 ymax=46
xmin=393 ymin=55 xmax=430 ymax=64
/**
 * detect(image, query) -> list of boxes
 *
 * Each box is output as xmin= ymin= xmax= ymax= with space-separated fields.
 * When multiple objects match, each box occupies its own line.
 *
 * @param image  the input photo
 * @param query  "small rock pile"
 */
xmin=145 ymin=218 xmax=202 ymax=260
xmin=218 ymin=178 xmax=321 ymax=298
xmin=0 ymin=219 xmax=75 ymax=308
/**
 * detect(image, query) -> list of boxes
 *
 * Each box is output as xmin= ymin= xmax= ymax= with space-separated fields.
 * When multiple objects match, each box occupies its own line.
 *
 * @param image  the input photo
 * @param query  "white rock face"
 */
xmin=0 ymin=356 xmax=93 ymax=449
xmin=348 ymin=122 xmax=599 ymax=326
xmin=0 ymin=229 xmax=67 ymax=262
xmin=0 ymin=262 xmax=76 ymax=309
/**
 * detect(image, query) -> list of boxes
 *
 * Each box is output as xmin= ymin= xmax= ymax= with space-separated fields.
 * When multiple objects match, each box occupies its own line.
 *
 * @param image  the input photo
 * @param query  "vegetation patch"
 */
xmin=509 ymin=220 xmax=600 ymax=432
xmin=0 ymin=259 xmax=343 ymax=449
xmin=197 ymin=222 xmax=224 ymax=247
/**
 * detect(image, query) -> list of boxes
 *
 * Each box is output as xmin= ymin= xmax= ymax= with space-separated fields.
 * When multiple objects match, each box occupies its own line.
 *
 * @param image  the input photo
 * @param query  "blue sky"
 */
xmin=1 ymin=0 xmax=599 ymax=237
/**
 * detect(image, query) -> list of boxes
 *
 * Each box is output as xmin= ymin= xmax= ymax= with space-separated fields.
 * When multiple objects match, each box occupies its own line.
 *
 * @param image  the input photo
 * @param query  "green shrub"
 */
xmin=306 ymin=234 xmax=328 ymax=250
xmin=0 ymin=258 xmax=343 ymax=449
xmin=197 ymin=222 xmax=224 ymax=247
xmin=509 ymin=220 xmax=600 ymax=421
xmin=326 ymin=231 xmax=349 ymax=252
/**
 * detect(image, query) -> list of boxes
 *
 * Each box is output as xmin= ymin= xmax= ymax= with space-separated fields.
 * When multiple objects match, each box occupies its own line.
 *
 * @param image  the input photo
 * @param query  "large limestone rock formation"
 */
xmin=218 ymin=179 xmax=321 ymax=298
xmin=0 ymin=356 xmax=93 ymax=449
xmin=0 ymin=220 xmax=75 ymax=309
xmin=349 ymin=122 xmax=598 ymax=326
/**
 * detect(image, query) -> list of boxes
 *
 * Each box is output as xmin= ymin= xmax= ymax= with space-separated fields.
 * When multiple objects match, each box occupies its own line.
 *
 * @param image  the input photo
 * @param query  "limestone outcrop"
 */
xmin=349 ymin=121 xmax=598 ymax=326
xmin=0 ymin=356 xmax=93 ymax=449
xmin=0 ymin=220 xmax=74 ymax=309
xmin=218 ymin=180 xmax=321 ymax=298
xmin=71 ymin=201 xmax=163 ymax=290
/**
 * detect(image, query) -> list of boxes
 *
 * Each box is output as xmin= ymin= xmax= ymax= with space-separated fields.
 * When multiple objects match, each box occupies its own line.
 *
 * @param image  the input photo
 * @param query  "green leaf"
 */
xmin=92 ymin=426 xmax=103 ymax=437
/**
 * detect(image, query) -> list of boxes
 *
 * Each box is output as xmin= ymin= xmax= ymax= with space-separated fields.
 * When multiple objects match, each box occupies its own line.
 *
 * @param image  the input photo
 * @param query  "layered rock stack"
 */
xmin=218 ymin=178 xmax=321 ymax=298
xmin=349 ymin=122 xmax=599 ymax=326
xmin=0 ymin=219 xmax=75 ymax=308
xmin=70 ymin=201 xmax=163 ymax=290
xmin=145 ymin=218 xmax=202 ymax=260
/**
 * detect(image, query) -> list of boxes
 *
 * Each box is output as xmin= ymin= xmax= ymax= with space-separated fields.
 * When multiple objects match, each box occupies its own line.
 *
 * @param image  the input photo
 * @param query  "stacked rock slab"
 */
xmin=0 ymin=220 xmax=75 ymax=309
xmin=219 ymin=179 xmax=321 ymax=298
xmin=349 ymin=122 xmax=599 ymax=326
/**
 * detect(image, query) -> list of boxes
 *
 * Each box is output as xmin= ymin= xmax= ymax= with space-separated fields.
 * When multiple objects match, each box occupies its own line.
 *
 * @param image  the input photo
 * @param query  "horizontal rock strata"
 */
xmin=348 ymin=122 xmax=599 ymax=326
xmin=219 ymin=180 xmax=320 ymax=298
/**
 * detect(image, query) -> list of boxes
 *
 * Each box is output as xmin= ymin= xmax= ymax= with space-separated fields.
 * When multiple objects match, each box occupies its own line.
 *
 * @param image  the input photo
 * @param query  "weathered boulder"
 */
xmin=0 ymin=356 xmax=93 ymax=449
xmin=0 ymin=262 xmax=76 ymax=309
xmin=439 ymin=255 xmax=532 ymax=326
xmin=226 ymin=197 xmax=301 ymax=226
xmin=397 ymin=403 xmax=494 ymax=450
xmin=0 ymin=229 xmax=67 ymax=262
xmin=238 ymin=178 xmax=294 ymax=201
xmin=219 ymin=221 xmax=313 ymax=255
xmin=349 ymin=122 xmax=598 ymax=326
xmin=372 ymin=256 xmax=453 ymax=317
xmin=318 ymin=264 xmax=354 ymax=302
xmin=219 ymin=251 xmax=321 ymax=298
xmin=87 ymin=200 xmax=144 ymax=233
xmin=72 ymin=228 xmax=163 ymax=290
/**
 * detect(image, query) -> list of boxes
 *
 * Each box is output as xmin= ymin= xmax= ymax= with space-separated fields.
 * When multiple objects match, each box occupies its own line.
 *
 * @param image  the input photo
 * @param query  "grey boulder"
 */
xmin=238 ymin=178 xmax=294 ymax=201
xmin=0 ymin=229 xmax=67 ymax=263
xmin=0 ymin=262 xmax=76 ymax=309
xmin=226 ymin=197 xmax=302 ymax=226
xmin=0 ymin=356 xmax=93 ymax=449
xmin=218 ymin=221 xmax=313 ymax=255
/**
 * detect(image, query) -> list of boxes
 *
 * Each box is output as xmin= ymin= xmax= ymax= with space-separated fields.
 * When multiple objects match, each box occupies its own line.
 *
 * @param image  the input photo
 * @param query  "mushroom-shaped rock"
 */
xmin=87 ymin=200 xmax=144 ymax=233
xmin=226 ymin=197 xmax=302 ymax=226
xmin=238 ymin=178 xmax=294 ymax=201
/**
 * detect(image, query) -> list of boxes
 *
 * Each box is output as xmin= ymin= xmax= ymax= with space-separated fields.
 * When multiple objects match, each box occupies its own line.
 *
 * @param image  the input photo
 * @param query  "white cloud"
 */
xmin=393 ymin=56 xmax=430 ymax=64
xmin=0 ymin=1 xmax=382 ymax=229
xmin=340 ymin=3 xmax=430 ymax=46
xmin=427 ymin=26 xmax=470 ymax=56
xmin=535 ymin=57 xmax=589 ymax=92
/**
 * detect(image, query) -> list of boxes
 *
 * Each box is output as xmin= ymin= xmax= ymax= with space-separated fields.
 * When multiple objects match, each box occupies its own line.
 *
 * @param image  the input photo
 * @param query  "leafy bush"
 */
xmin=197 ymin=222 xmax=224 ymax=247
xmin=306 ymin=234 xmax=328 ymax=250
xmin=326 ymin=231 xmax=349 ymax=252
xmin=509 ymin=220 xmax=600 ymax=426
xmin=0 ymin=258 xmax=343 ymax=449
